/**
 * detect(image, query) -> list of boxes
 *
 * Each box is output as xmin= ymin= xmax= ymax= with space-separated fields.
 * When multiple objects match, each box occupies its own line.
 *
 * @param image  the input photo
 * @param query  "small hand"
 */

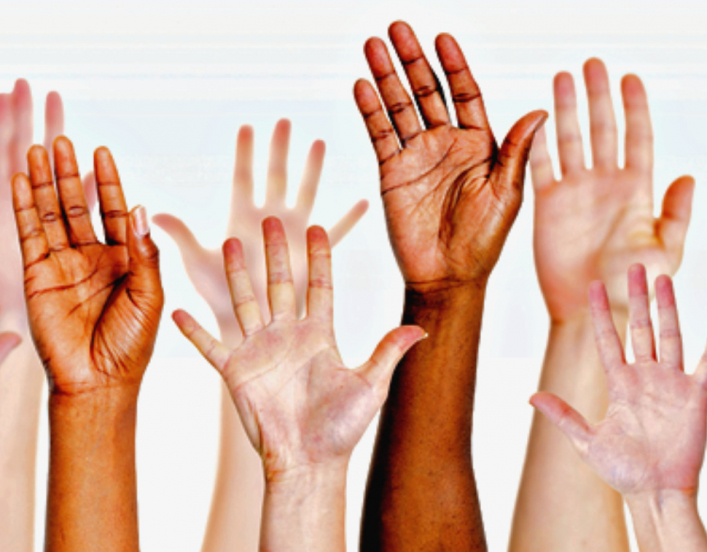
xmin=531 ymin=60 xmax=694 ymax=322
xmin=13 ymin=137 xmax=162 ymax=396
xmin=173 ymin=217 xmax=424 ymax=480
xmin=532 ymin=264 xmax=707 ymax=497
xmin=0 ymin=80 xmax=95 ymax=323
xmin=354 ymin=21 xmax=546 ymax=290
xmin=154 ymin=119 xmax=368 ymax=330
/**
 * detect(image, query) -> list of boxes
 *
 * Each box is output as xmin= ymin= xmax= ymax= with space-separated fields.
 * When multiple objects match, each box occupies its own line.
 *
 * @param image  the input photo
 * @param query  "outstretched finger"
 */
xmin=364 ymin=37 xmax=422 ymax=145
xmin=529 ymin=126 xmax=555 ymax=191
xmin=43 ymin=91 xmax=64 ymax=154
xmin=357 ymin=325 xmax=426 ymax=393
xmin=328 ymin=199 xmax=369 ymax=247
xmin=554 ymin=72 xmax=585 ymax=174
xmin=263 ymin=216 xmax=296 ymax=321
xmin=657 ymin=175 xmax=694 ymax=256
xmin=294 ymin=139 xmax=325 ymax=218
xmin=173 ymin=309 xmax=232 ymax=373
xmin=584 ymin=58 xmax=618 ymax=169
xmin=306 ymin=226 xmax=333 ymax=320
xmin=152 ymin=213 xmax=207 ymax=264
xmin=12 ymin=173 xmax=49 ymax=268
xmin=82 ymin=170 xmax=97 ymax=212
xmin=353 ymin=79 xmax=400 ymax=168
xmin=94 ymin=146 xmax=128 ymax=245
xmin=27 ymin=145 xmax=69 ymax=251
xmin=489 ymin=110 xmax=548 ymax=201
xmin=622 ymin=74 xmax=653 ymax=174
xmin=627 ymin=264 xmax=656 ymax=363
xmin=223 ymin=238 xmax=264 ymax=336
xmin=655 ymin=275 xmax=683 ymax=369
xmin=589 ymin=280 xmax=625 ymax=369
xmin=265 ymin=119 xmax=291 ymax=206
xmin=388 ymin=21 xmax=449 ymax=129
xmin=0 ymin=332 xmax=21 ymax=366
xmin=435 ymin=33 xmax=489 ymax=132
xmin=231 ymin=124 xmax=255 ymax=210
xmin=54 ymin=136 xmax=97 ymax=246
xmin=11 ymin=79 xmax=33 ymax=175
xmin=530 ymin=392 xmax=593 ymax=455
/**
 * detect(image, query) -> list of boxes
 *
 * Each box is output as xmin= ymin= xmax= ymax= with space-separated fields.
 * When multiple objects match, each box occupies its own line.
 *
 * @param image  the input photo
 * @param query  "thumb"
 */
xmin=490 ymin=110 xmax=548 ymax=200
xmin=530 ymin=392 xmax=593 ymax=455
xmin=0 ymin=332 xmax=21 ymax=365
xmin=657 ymin=175 xmax=695 ymax=256
xmin=357 ymin=325 xmax=426 ymax=394
xmin=126 ymin=206 xmax=163 ymax=312
xmin=152 ymin=213 xmax=205 ymax=264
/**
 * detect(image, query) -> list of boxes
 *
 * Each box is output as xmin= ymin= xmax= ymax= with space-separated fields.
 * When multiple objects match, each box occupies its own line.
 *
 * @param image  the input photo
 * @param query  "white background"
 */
xmin=2 ymin=0 xmax=707 ymax=550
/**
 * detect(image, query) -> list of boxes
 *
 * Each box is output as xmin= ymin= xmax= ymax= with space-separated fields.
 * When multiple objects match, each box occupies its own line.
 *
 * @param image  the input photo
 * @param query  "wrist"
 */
xmin=403 ymin=279 xmax=486 ymax=316
xmin=625 ymin=490 xmax=706 ymax=552
xmin=49 ymin=385 xmax=139 ymax=416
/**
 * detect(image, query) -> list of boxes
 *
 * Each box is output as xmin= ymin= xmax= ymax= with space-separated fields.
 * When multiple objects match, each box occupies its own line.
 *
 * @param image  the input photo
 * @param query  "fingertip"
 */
xmin=306 ymin=224 xmax=330 ymax=245
xmin=654 ymin=274 xmax=676 ymax=308
xmin=588 ymin=280 xmax=609 ymax=307
xmin=222 ymin=236 xmax=243 ymax=258
xmin=553 ymin=71 xmax=575 ymax=95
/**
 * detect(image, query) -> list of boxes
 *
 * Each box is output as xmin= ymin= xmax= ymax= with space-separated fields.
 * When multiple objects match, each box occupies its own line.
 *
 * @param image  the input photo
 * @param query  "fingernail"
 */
xmin=133 ymin=205 xmax=149 ymax=237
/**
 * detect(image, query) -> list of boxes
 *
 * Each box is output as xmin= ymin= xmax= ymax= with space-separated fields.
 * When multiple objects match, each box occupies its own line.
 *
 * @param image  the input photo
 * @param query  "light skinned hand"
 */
xmin=173 ymin=217 xmax=425 ymax=480
xmin=12 ymin=137 xmax=162 ymax=396
xmin=0 ymin=80 xmax=95 ymax=323
xmin=532 ymin=264 xmax=707 ymax=497
xmin=531 ymin=59 xmax=694 ymax=322
xmin=353 ymin=21 xmax=546 ymax=291
xmin=153 ymin=119 xmax=368 ymax=328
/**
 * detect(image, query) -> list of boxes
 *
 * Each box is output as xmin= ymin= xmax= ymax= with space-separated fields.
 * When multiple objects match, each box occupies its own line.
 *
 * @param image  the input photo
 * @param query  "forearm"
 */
xmin=46 ymin=389 xmax=140 ymax=552
xmin=626 ymin=491 xmax=707 ymax=552
xmin=510 ymin=314 xmax=629 ymax=552
xmin=361 ymin=284 xmax=487 ymax=551
xmin=0 ymin=336 xmax=44 ymax=552
xmin=261 ymin=465 xmax=347 ymax=552
xmin=201 ymin=382 xmax=264 ymax=552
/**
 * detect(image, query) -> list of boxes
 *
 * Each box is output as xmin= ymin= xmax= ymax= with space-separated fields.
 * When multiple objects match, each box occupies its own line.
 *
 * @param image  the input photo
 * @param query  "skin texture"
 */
xmin=153 ymin=119 xmax=367 ymax=552
xmin=0 ymin=79 xmax=94 ymax=552
xmin=13 ymin=136 xmax=163 ymax=551
xmin=533 ymin=265 xmax=707 ymax=552
xmin=510 ymin=59 xmax=694 ymax=552
xmin=354 ymin=21 xmax=546 ymax=551
xmin=173 ymin=217 xmax=425 ymax=552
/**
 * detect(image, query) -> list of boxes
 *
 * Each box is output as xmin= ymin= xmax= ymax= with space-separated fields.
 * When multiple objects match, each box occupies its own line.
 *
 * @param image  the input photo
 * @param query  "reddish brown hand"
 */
xmin=354 ymin=21 xmax=546 ymax=289
xmin=13 ymin=137 xmax=162 ymax=396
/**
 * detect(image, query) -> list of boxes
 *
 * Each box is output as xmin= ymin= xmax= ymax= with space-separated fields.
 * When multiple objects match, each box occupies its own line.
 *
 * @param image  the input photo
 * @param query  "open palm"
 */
xmin=354 ymin=21 xmax=546 ymax=288
xmin=531 ymin=60 xmax=694 ymax=321
xmin=154 ymin=119 xmax=367 ymax=328
xmin=532 ymin=265 xmax=707 ymax=496
xmin=15 ymin=138 xmax=162 ymax=395
xmin=174 ymin=218 xmax=424 ymax=479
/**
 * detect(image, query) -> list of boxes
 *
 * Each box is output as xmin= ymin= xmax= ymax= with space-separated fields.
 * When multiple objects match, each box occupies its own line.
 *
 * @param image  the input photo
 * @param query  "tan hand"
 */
xmin=531 ymin=60 xmax=694 ymax=322
xmin=174 ymin=217 xmax=424 ymax=480
xmin=13 ymin=137 xmax=162 ymax=396
xmin=354 ymin=21 xmax=546 ymax=290
xmin=154 ymin=119 xmax=368 ymax=329
xmin=0 ymin=80 xmax=95 ymax=323
xmin=532 ymin=265 xmax=707 ymax=497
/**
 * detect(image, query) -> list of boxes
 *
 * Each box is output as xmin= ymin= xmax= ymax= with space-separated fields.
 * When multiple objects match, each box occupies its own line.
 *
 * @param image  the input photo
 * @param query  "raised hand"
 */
xmin=0 ymin=80 xmax=94 ymax=325
xmin=174 ymin=217 xmax=424 ymax=480
xmin=531 ymin=59 xmax=694 ymax=322
xmin=154 ymin=119 xmax=368 ymax=328
xmin=532 ymin=264 xmax=707 ymax=497
xmin=13 ymin=137 xmax=162 ymax=396
xmin=353 ymin=21 xmax=546 ymax=290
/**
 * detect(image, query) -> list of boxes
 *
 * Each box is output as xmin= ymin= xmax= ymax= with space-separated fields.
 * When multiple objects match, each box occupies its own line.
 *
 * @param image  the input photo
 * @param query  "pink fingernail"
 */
xmin=134 ymin=205 xmax=149 ymax=237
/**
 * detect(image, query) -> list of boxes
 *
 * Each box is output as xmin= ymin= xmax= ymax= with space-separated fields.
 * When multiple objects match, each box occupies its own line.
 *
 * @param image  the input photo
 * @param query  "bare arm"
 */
xmin=533 ymin=265 xmax=707 ymax=552
xmin=354 ymin=21 xmax=546 ymax=550
xmin=154 ymin=119 xmax=367 ymax=552
xmin=511 ymin=60 xmax=694 ymax=552
xmin=13 ymin=138 xmax=162 ymax=551
xmin=173 ymin=218 xmax=424 ymax=552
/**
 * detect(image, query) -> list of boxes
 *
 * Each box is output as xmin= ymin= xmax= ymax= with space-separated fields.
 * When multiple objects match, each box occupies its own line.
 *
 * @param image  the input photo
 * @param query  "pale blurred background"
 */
xmin=1 ymin=0 xmax=707 ymax=549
